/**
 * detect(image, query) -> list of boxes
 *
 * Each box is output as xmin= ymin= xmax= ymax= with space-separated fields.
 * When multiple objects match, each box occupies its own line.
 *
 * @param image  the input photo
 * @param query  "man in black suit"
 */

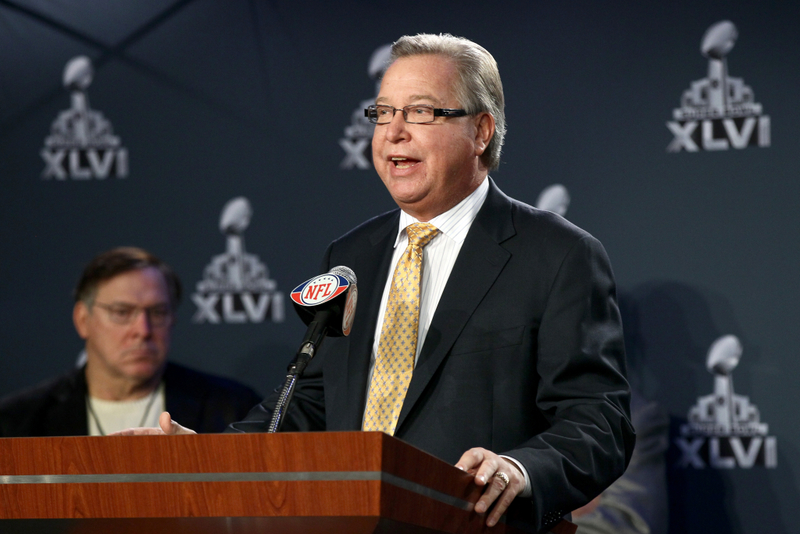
xmin=144 ymin=34 xmax=634 ymax=532
xmin=0 ymin=247 xmax=261 ymax=436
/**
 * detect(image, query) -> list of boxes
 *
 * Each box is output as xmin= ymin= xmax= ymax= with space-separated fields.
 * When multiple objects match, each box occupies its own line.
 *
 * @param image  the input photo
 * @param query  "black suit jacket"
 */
xmin=0 ymin=362 xmax=262 ymax=436
xmin=234 ymin=180 xmax=634 ymax=532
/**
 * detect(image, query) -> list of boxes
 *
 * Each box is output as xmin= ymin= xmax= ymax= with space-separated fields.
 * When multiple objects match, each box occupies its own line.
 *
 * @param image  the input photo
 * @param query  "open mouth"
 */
xmin=391 ymin=157 xmax=420 ymax=169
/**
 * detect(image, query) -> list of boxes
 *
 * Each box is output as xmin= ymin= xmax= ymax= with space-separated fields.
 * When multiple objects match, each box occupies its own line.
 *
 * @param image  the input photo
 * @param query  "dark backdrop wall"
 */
xmin=1 ymin=1 xmax=797 ymax=532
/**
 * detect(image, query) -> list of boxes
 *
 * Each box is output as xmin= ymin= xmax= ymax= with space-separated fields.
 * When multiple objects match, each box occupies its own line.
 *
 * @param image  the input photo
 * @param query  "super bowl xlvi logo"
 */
xmin=666 ymin=21 xmax=770 ymax=152
xmin=339 ymin=44 xmax=391 ymax=170
xmin=192 ymin=197 xmax=284 ymax=324
xmin=41 ymin=56 xmax=128 ymax=180
xmin=675 ymin=335 xmax=777 ymax=469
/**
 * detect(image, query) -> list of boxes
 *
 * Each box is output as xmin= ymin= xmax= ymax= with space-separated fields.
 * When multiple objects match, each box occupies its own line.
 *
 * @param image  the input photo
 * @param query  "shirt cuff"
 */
xmin=500 ymin=455 xmax=532 ymax=498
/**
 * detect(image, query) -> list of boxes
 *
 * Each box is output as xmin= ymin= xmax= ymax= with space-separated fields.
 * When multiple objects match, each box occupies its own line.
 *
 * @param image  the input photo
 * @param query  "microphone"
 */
xmin=289 ymin=265 xmax=358 ymax=370
xmin=267 ymin=266 xmax=357 ymax=433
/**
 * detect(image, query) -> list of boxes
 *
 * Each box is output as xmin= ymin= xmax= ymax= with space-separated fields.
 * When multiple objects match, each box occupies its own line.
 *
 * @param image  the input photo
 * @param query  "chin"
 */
xmin=387 ymin=181 xmax=428 ymax=202
xmin=125 ymin=359 xmax=165 ymax=379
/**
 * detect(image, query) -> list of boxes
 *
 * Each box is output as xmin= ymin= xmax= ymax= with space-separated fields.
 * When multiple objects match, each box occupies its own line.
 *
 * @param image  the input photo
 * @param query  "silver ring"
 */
xmin=493 ymin=471 xmax=510 ymax=489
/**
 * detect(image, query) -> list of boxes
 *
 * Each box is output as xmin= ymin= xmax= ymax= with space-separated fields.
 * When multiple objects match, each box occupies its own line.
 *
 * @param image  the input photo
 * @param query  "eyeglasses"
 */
xmin=92 ymin=302 xmax=173 ymax=327
xmin=364 ymin=104 xmax=469 ymax=124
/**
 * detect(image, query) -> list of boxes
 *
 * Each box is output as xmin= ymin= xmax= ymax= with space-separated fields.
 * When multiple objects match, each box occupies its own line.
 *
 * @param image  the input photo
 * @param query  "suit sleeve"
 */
xmin=571 ymin=393 xmax=669 ymax=534
xmin=227 ymin=355 xmax=327 ymax=433
xmin=504 ymin=234 xmax=635 ymax=526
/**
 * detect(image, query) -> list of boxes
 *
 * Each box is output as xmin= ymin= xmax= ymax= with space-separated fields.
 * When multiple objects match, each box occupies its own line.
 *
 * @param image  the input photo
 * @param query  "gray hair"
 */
xmin=390 ymin=33 xmax=506 ymax=170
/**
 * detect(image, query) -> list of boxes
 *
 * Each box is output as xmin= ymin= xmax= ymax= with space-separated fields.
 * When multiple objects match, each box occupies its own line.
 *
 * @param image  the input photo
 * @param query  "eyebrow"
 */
xmin=375 ymin=94 xmax=444 ymax=106
xmin=106 ymin=301 xmax=170 ymax=308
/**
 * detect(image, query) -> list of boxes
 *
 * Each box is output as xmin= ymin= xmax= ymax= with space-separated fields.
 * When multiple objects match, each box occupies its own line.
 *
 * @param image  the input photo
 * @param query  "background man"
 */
xmin=0 ymin=247 xmax=261 ymax=436
xmin=139 ymin=34 xmax=635 ymax=532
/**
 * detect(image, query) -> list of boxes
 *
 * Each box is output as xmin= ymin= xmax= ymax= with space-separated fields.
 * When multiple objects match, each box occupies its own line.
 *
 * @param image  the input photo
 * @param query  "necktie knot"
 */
xmin=406 ymin=222 xmax=439 ymax=249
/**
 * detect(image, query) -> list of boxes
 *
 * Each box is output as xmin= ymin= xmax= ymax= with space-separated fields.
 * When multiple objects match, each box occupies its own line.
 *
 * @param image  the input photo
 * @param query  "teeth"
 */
xmin=391 ymin=156 xmax=415 ymax=169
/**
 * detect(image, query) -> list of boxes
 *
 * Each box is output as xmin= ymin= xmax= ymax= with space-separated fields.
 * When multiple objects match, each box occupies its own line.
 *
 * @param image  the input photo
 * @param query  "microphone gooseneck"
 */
xmin=268 ymin=266 xmax=357 ymax=432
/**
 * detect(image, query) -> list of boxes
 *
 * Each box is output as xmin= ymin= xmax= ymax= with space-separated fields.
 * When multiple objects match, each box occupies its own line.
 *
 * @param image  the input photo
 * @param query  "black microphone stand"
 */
xmin=267 ymin=309 xmax=334 ymax=433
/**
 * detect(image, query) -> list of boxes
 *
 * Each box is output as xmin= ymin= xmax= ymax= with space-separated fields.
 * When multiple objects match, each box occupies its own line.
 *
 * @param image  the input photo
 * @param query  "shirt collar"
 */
xmin=394 ymin=178 xmax=490 ymax=247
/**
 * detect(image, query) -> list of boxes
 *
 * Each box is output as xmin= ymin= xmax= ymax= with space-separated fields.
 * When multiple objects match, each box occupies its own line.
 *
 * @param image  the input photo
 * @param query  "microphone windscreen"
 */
xmin=328 ymin=265 xmax=357 ymax=286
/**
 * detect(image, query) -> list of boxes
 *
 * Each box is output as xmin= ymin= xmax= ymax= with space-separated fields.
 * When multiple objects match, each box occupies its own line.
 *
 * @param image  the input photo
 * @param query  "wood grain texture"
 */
xmin=0 ymin=432 xmax=533 ymax=533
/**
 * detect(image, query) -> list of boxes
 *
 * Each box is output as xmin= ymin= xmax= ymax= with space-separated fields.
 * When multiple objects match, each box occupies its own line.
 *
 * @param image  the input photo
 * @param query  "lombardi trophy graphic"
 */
xmin=675 ymin=335 xmax=778 ymax=469
xmin=63 ymin=56 xmax=94 ymax=146
xmin=192 ymin=198 xmax=284 ymax=324
xmin=667 ymin=20 xmax=769 ymax=152
xmin=699 ymin=21 xmax=737 ymax=117
xmin=41 ymin=56 xmax=128 ymax=179
xmin=675 ymin=335 xmax=775 ymax=469
xmin=674 ymin=21 xmax=762 ymax=120
xmin=685 ymin=335 xmax=767 ymax=436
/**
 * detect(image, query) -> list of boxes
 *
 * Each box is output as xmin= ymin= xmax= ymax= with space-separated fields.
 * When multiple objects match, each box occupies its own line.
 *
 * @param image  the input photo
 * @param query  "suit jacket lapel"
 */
xmin=395 ymin=180 xmax=516 ymax=432
xmin=340 ymin=211 xmax=400 ymax=429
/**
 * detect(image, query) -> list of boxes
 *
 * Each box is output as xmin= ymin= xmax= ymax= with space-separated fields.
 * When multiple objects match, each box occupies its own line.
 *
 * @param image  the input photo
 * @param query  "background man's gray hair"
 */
xmin=391 ymin=33 xmax=506 ymax=171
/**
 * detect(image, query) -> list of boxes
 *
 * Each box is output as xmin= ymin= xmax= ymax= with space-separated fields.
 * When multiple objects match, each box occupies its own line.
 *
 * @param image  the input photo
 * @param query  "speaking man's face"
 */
xmin=371 ymin=54 xmax=492 ymax=221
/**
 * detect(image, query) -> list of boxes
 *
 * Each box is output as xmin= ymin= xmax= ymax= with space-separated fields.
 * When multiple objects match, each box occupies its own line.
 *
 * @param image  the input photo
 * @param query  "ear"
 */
xmin=73 ymin=302 xmax=90 ymax=340
xmin=473 ymin=112 xmax=495 ymax=157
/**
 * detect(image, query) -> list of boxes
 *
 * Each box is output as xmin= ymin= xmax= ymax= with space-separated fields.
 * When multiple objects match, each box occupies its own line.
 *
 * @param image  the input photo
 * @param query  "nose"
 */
xmin=130 ymin=309 xmax=153 ymax=338
xmin=384 ymin=108 xmax=410 ymax=143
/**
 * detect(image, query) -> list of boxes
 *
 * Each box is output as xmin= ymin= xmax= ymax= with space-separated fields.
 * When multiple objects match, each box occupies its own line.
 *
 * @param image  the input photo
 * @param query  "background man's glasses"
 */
xmin=93 ymin=302 xmax=173 ymax=327
xmin=364 ymin=104 xmax=468 ymax=124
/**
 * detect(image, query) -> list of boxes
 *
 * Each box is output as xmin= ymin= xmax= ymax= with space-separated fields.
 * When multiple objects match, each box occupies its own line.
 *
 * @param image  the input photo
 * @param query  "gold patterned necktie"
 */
xmin=362 ymin=222 xmax=440 ymax=434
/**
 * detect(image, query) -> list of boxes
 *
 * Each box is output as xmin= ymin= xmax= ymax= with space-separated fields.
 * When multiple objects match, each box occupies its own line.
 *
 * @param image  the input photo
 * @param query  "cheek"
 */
xmin=372 ymin=135 xmax=382 ymax=160
xmin=100 ymin=328 xmax=125 ymax=345
xmin=89 ymin=334 xmax=121 ymax=360
xmin=371 ymin=145 xmax=385 ymax=175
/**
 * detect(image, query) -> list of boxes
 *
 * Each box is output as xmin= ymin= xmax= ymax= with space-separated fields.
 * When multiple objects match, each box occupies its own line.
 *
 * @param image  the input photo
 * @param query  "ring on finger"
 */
xmin=493 ymin=471 xmax=510 ymax=489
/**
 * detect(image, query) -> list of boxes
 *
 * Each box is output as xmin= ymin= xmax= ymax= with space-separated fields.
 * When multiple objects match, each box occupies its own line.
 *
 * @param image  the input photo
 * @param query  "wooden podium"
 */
xmin=0 ymin=431 xmax=572 ymax=533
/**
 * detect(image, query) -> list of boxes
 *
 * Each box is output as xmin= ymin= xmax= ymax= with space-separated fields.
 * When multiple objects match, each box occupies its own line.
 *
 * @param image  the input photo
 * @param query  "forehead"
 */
xmin=95 ymin=267 xmax=169 ymax=303
xmin=377 ymin=54 xmax=460 ymax=105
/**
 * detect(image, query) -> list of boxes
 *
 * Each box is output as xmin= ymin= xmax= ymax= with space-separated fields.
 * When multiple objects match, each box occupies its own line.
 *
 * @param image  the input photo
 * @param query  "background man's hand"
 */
xmin=456 ymin=447 xmax=525 ymax=527
xmin=571 ymin=495 xmax=601 ymax=518
xmin=110 ymin=411 xmax=197 ymax=436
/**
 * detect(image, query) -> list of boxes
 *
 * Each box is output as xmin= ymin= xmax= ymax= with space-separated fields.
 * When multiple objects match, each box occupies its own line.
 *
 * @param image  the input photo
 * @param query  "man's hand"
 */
xmin=456 ymin=447 xmax=525 ymax=527
xmin=109 ymin=411 xmax=197 ymax=436
xmin=571 ymin=495 xmax=601 ymax=518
